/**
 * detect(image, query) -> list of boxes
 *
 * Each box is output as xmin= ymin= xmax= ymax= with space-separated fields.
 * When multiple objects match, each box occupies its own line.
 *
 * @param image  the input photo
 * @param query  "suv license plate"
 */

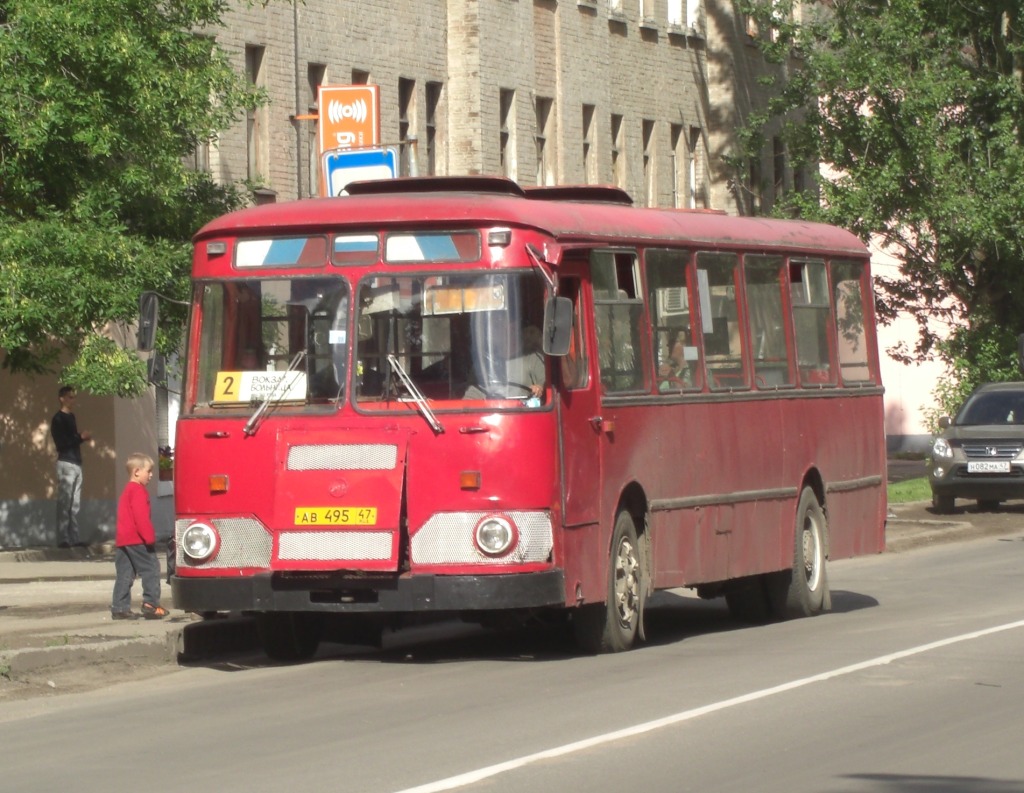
xmin=967 ymin=461 xmax=1010 ymax=473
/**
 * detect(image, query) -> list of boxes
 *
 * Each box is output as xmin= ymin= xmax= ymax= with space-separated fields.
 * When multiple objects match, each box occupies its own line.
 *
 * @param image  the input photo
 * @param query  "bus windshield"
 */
xmin=191 ymin=276 xmax=349 ymax=411
xmin=355 ymin=271 xmax=548 ymax=408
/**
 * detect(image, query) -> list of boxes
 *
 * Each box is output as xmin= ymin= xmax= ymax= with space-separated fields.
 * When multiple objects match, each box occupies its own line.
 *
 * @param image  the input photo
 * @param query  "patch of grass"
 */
xmin=44 ymin=635 xmax=70 ymax=648
xmin=888 ymin=477 xmax=931 ymax=504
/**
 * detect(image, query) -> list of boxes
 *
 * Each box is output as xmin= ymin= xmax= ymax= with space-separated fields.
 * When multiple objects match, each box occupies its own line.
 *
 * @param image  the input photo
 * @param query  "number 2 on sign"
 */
xmin=213 ymin=372 xmax=242 ymax=403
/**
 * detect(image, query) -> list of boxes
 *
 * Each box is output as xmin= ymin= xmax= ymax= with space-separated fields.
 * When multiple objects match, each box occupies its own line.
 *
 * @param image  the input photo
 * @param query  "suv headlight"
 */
xmin=932 ymin=437 xmax=953 ymax=459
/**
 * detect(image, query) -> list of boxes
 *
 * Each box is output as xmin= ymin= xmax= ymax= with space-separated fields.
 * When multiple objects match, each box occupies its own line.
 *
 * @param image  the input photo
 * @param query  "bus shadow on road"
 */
xmin=184 ymin=587 xmax=880 ymax=671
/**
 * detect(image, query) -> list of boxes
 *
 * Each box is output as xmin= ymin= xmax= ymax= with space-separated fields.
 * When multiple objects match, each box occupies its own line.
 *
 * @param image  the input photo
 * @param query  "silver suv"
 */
xmin=929 ymin=382 xmax=1024 ymax=513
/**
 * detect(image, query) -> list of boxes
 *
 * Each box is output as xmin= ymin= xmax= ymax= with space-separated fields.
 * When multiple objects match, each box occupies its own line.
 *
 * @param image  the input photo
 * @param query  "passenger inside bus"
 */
xmin=658 ymin=329 xmax=693 ymax=390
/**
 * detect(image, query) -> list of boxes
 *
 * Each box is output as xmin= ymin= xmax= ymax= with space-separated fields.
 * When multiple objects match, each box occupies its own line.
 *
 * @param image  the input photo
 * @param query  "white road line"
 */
xmin=393 ymin=618 xmax=1024 ymax=793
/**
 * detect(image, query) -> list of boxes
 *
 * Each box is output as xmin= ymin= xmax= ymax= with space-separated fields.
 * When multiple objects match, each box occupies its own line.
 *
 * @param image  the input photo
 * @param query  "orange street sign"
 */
xmin=318 ymin=84 xmax=380 ymax=154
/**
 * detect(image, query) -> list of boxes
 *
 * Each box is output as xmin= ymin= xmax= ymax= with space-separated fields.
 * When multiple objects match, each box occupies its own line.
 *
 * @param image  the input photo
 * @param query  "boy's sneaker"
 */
xmin=141 ymin=603 xmax=169 ymax=620
xmin=111 ymin=610 xmax=140 ymax=621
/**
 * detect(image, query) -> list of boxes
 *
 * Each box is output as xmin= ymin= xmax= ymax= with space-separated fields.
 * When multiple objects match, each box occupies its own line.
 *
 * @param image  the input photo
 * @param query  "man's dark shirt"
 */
xmin=50 ymin=410 xmax=83 ymax=465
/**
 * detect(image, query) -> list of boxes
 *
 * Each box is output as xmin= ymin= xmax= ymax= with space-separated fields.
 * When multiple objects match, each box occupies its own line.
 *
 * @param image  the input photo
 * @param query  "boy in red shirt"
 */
xmin=111 ymin=453 xmax=169 ymax=620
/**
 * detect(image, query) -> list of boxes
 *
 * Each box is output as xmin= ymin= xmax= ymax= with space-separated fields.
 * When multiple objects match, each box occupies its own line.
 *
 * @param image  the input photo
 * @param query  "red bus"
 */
xmin=159 ymin=176 xmax=886 ymax=659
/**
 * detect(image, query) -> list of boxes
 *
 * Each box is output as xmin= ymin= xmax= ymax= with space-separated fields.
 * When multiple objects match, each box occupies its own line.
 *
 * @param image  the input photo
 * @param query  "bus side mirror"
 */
xmin=542 ymin=296 xmax=573 ymax=357
xmin=138 ymin=292 xmax=159 ymax=352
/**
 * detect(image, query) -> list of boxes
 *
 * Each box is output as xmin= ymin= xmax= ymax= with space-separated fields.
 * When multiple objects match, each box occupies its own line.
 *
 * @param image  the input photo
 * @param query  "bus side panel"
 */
xmin=597 ymin=391 xmax=884 ymax=589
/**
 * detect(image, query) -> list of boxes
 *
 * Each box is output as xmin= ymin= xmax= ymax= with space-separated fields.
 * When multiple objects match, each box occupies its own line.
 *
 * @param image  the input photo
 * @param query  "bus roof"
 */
xmin=194 ymin=176 xmax=868 ymax=258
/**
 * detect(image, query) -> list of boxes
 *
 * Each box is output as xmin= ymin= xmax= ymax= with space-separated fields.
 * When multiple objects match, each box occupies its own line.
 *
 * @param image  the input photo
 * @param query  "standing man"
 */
xmin=50 ymin=386 xmax=92 ymax=548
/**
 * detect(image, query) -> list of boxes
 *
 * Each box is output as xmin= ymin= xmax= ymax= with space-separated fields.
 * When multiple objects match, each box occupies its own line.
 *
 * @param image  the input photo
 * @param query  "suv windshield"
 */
xmin=355 ymin=272 xmax=548 ymax=408
xmin=191 ymin=277 xmax=349 ymax=411
xmin=957 ymin=389 xmax=1024 ymax=426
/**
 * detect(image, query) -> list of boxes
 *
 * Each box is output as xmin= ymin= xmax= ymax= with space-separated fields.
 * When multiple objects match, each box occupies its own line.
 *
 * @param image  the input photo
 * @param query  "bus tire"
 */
xmin=781 ymin=487 xmax=829 ymax=618
xmin=573 ymin=510 xmax=642 ymax=654
xmin=256 ymin=611 xmax=323 ymax=661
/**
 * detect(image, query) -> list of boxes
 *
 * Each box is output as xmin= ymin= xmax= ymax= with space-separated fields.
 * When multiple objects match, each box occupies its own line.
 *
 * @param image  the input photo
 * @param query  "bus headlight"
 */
xmin=181 ymin=522 xmax=220 ymax=562
xmin=474 ymin=516 xmax=516 ymax=557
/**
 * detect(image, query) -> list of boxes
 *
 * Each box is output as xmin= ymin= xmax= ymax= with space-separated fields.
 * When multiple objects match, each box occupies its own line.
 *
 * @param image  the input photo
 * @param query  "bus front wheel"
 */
xmin=573 ymin=510 xmax=642 ymax=654
xmin=781 ymin=487 xmax=830 ymax=618
xmin=256 ymin=611 xmax=323 ymax=662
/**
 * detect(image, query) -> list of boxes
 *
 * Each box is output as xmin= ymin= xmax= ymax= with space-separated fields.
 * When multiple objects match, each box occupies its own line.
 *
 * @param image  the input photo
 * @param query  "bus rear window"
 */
xmin=384 ymin=231 xmax=481 ymax=263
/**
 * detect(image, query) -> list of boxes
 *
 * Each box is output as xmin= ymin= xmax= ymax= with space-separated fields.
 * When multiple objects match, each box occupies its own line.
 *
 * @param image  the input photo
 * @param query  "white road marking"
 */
xmin=393 ymin=618 xmax=1024 ymax=793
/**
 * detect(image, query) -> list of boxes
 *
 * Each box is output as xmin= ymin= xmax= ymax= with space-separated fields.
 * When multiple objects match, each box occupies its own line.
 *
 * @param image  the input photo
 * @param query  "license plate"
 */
xmin=294 ymin=507 xmax=378 ymax=526
xmin=967 ymin=461 xmax=1010 ymax=474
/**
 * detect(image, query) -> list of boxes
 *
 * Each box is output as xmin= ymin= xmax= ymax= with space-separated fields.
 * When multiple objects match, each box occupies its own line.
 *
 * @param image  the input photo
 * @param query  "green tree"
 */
xmin=741 ymin=0 xmax=1024 ymax=414
xmin=0 ymin=0 xmax=260 ymax=395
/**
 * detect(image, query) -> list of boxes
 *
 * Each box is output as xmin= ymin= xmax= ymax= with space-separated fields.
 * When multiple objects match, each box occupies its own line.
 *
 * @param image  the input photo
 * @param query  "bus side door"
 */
xmin=556 ymin=265 xmax=602 ymax=529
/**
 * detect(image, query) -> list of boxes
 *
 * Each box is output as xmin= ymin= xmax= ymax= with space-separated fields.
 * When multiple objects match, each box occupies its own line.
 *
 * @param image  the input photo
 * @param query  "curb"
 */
xmin=884 ymin=518 xmax=1018 ymax=553
xmin=1 ymin=617 xmax=262 ymax=678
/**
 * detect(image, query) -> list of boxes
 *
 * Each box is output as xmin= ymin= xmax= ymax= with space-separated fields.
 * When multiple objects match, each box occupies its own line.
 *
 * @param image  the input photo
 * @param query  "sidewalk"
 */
xmin=0 ymin=543 xmax=259 ymax=688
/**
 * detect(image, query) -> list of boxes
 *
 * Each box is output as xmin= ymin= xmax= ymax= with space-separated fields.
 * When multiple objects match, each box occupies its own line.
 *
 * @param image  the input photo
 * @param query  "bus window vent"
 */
xmin=524 ymin=185 xmax=633 ymax=205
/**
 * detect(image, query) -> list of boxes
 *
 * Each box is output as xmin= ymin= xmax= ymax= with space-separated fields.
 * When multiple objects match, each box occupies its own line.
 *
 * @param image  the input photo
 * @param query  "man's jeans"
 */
xmin=111 ymin=544 xmax=162 ymax=613
xmin=56 ymin=460 xmax=82 ymax=545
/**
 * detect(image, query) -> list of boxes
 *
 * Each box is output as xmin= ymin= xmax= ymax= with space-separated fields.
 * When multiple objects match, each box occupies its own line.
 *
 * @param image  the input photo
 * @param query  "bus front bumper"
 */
xmin=172 ymin=570 xmax=567 ymax=614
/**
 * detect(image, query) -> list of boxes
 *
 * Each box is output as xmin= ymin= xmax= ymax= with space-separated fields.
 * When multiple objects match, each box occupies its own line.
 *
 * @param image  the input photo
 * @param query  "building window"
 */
xmin=773 ymin=136 xmax=785 ymax=203
xmin=641 ymin=0 xmax=656 ymax=22
xmin=352 ymin=69 xmax=369 ymax=85
xmin=500 ymin=88 xmax=516 ymax=180
xmin=307 ymin=63 xmax=326 ymax=197
xmin=668 ymin=0 xmax=683 ymax=27
xmin=688 ymin=125 xmax=704 ymax=208
xmin=399 ymin=77 xmax=416 ymax=177
xmin=686 ymin=0 xmax=702 ymax=31
xmin=670 ymin=124 xmax=683 ymax=208
xmin=611 ymin=113 xmax=625 ymax=189
xmin=426 ymin=81 xmax=442 ymax=176
xmin=582 ymin=104 xmax=596 ymax=184
xmin=748 ymin=157 xmax=762 ymax=215
xmin=793 ymin=161 xmax=806 ymax=195
xmin=245 ymin=45 xmax=268 ymax=184
xmin=535 ymin=96 xmax=554 ymax=186
xmin=642 ymin=119 xmax=655 ymax=207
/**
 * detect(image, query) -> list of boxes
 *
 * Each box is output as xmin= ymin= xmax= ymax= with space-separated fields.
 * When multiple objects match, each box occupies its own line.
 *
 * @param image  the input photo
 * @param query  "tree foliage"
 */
xmin=0 ymin=0 xmax=260 ymax=394
xmin=742 ymin=0 xmax=1024 ymax=412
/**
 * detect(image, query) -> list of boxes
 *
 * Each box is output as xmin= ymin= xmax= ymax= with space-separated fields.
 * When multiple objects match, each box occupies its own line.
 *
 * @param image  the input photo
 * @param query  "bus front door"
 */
xmin=556 ymin=269 xmax=603 ymax=529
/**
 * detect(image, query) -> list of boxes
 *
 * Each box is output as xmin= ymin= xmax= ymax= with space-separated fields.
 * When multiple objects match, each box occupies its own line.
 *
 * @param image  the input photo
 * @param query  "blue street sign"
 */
xmin=322 ymin=147 xmax=398 ymax=197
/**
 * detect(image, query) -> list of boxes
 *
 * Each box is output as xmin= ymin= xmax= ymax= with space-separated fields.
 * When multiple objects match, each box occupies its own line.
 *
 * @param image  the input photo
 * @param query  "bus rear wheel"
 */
xmin=781 ymin=487 xmax=829 ymax=618
xmin=573 ymin=510 xmax=642 ymax=654
xmin=256 ymin=611 xmax=323 ymax=661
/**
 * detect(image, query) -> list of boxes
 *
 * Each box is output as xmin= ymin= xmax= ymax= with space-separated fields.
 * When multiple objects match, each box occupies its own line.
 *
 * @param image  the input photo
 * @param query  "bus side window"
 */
xmin=646 ymin=248 xmax=701 ymax=393
xmin=790 ymin=259 xmax=836 ymax=386
xmin=558 ymin=278 xmax=589 ymax=390
xmin=831 ymin=259 xmax=874 ymax=385
xmin=592 ymin=250 xmax=647 ymax=393
xmin=697 ymin=252 xmax=748 ymax=391
xmin=744 ymin=255 xmax=793 ymax=388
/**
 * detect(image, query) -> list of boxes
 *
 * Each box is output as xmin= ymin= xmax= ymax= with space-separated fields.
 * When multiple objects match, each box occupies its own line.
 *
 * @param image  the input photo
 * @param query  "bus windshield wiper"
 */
xmin=243 ymin=351 xmax=307 ymax=436
xmin=387 ymin=354 xmax=444 ymax=434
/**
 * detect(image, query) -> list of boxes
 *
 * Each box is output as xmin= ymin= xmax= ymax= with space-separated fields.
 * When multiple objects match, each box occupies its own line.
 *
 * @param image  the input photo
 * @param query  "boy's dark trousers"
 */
xmin=111 ymin=544 xmax=162 ymax=612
